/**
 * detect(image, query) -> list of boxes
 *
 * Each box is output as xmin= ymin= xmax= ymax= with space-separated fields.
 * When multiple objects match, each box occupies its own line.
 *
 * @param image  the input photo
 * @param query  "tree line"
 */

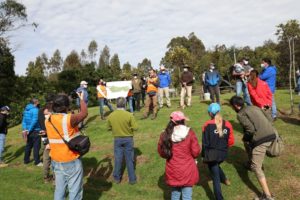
xmin=0 ymin=0 xmax=300 ymax=126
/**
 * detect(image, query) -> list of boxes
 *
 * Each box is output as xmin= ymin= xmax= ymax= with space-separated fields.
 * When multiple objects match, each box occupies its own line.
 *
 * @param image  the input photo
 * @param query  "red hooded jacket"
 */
xmin=158 ymin=126 xmax=201 ymax=187
xmin=247 ymin=78 xmax=272 ymax=108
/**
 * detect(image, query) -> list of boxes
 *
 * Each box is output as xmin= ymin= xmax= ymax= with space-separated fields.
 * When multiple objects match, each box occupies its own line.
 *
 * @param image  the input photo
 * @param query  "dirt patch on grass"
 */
xmin=270 ymin=176 xmax=300 ymax=199
xmin=136 ymin=155 xmax=150 ymax=165
xmin=90 ymin=144 xmax=113 ymax=152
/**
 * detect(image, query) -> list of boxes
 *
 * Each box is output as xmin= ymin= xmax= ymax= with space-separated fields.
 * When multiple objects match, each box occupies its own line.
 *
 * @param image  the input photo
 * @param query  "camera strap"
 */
xmin=48 ymin=116 xmax=69 ymax=145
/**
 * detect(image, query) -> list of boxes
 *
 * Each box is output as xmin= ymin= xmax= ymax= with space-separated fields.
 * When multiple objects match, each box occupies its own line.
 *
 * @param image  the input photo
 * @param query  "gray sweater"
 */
xmin=237 ymin=106 xmax=276 ymax=147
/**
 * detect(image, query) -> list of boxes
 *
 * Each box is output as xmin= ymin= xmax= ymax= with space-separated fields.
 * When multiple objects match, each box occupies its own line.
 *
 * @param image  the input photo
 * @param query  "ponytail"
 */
xmin=214 ymin=113 xmax=224 ymax=137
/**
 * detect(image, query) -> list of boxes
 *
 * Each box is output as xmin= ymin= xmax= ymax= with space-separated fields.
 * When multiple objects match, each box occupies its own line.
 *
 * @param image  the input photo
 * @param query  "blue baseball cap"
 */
xmin=208 ymin=103 xmax=220 ymax=115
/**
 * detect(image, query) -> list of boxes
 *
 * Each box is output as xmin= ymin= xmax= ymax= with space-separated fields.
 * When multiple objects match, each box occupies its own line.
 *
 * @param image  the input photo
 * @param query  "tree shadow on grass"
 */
xmin=4 ymin=145 xmax=25 ymax=163
xmin=82 ymin=156 xmax=113 ymax=200
xmin=85 ymin=114 xmax=98 ymax=126
xmin=157 ymin=174 xmax=171 ymax=200
xmin=196 ymin=158 xmax=215 ymax=200
xmin=278 ymin=115 xmax=300 ymax=126
xmin=226 ymin=146 xmax=261 ymax=196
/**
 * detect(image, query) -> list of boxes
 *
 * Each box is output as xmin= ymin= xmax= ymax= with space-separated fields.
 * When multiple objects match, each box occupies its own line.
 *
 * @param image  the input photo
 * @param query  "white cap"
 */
xmin=80 ymin=80 xmax=88 ymax=85
xmin=160 ymin=66 xmax=165 ymax=70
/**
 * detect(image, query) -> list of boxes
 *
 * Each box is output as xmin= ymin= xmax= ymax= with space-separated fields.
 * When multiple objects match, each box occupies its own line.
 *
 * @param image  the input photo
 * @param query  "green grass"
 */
xmin=0 ymin=90 xmax=299 ymax=200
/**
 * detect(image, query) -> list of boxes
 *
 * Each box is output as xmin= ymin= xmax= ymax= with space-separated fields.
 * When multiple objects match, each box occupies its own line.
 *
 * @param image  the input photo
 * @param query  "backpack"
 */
xmin=266 ymin=128 xmax=284 ymax=157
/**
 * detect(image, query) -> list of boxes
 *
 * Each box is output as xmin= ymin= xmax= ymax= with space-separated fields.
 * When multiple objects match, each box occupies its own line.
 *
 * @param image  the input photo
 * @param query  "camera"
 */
xmin=70 ymin=90 xmax=79 ymax=99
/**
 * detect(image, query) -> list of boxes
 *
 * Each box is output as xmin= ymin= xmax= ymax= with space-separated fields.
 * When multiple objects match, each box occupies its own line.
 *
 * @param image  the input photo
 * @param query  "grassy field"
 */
xmin=0 ymin=90 xmax=299 ymax=200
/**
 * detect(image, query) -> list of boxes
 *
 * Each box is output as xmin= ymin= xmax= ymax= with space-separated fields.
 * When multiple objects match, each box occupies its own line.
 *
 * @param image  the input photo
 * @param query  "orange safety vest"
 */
xmin=146 ymin=77 xmax=158 ymax=93
xmin=45 ymin=113 xmax=80 ymax=162
xmin=127 ymin=89 xmax=133 ymax=97
xmin=97 ymin=85 xmax=107 ymax=98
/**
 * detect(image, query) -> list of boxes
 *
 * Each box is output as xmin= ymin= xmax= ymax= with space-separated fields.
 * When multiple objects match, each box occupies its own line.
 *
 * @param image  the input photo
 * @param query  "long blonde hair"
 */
xmin=214 ymin=113 xmax=224 ymax=137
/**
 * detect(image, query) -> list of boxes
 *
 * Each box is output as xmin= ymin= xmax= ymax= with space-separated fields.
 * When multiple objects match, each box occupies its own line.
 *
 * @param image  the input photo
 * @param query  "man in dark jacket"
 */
xmin=180 ymin=65 xmax=194 ymax=109
xmin=205 ymin=63 xmax=221 ymax=104
xmin=0 ymin=106 xmax=10 ymax=167
xmin=22 ymin=98 xmax=42 ymax=166
xmin=230 ymin=96 xmax=275 ymax=200
xmin=131 ymin=73 xmax=142 ymax=111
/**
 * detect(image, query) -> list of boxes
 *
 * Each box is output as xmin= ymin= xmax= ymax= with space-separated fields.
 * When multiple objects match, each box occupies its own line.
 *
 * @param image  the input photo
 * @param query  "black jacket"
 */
xmin=0 ymin=113 xmax=8 ymax=134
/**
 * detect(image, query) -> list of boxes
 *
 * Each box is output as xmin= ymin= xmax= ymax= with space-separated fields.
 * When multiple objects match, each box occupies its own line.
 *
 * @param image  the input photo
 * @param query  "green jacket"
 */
xmin=237 ymin=106 xmax=276 ymax=147
xmin=107 ymin=109 xmax=138 ymax=137
xmin=131 ymin=78 xmax=142 ymax=93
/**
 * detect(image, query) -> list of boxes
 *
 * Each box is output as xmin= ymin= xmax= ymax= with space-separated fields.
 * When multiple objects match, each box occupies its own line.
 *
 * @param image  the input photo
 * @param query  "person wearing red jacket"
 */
xmin=202 ymin=103 xmax=234 ymax=200
xmin=247 ymin=70 xmax=272 ymax=111
xmin=158 ymin=111 xmax=201 ymax=200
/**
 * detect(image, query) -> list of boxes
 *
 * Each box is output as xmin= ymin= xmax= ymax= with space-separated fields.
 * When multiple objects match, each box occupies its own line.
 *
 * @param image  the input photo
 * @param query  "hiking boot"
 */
xmin=101 ymin=116 xmax=106 ymax=120
xmin=151 ymin=114 xmax=157 ymax=120
xmin=140 ymin=115 xmax=148 ymax=120
xmin=36 ymin=162 xmax=43 ymax=167
xmin=224 ymin=179 xmax=231 ymax=186
xmin=0 ymin=161 xmax=8 ymax=168
xmin=253 ymin=193 xmax=275 ymax=200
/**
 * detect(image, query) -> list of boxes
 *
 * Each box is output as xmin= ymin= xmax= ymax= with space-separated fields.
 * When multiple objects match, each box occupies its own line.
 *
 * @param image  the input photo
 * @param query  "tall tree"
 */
xmin=80 ymin=49 xmax=87 ymax=65
xmin=276 ymin=19 xmax=300 ymax=113
xmin=122 ymin=62 xmax=132 ymax=79
xmin=110 ymin=53 xmax=121 ymax=80
xmin=0 ymin=39 xmax=15 ymax=106
xmin=137 ymin=58 xmax=152 ymax=76
xmin=63 ymin=50 xmax=81 ymax=70
xmin=88 ymin=40 xmax=98 ymax=62
xmin=98 ymin=45 xmax=110 ymax=69
xmin=48 ymin=49 xmax=63 ymax=74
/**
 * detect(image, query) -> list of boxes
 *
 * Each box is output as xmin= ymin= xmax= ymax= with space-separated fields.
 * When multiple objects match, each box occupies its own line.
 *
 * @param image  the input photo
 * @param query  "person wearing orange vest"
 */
xmin=96 ymin=80 xmax=114 ymax=120
xmin=142 ymin=69 xmax=159 ymax=120
xmin=45 ymin=93 xmax=88 ymax=200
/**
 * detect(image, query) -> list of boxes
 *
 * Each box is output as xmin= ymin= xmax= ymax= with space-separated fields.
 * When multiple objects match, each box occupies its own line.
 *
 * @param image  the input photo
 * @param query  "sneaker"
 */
xmin=36 ymin=162 xmax=43 ymax=167
xmin=129 ymin=180 xmax=137 ymax=185
xmin=140 ymin=115 xmax=148 ymax=120
xmin=113 ymin=179 xmax=121 ymax=184
xmin=0 ymin=162 xmax=8 ymax=168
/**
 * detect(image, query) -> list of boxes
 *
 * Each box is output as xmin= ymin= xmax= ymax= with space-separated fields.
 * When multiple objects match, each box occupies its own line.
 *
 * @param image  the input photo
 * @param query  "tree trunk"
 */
xmin=288 ymin=38 xmax=294 ymax=114
xmin=292 ymin=38 xmax=297 ymax=87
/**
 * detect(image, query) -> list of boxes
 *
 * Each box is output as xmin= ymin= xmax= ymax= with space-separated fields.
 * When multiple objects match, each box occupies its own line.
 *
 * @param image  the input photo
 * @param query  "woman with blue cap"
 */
xmin=202 ymin=103 xmax=234 ymax=200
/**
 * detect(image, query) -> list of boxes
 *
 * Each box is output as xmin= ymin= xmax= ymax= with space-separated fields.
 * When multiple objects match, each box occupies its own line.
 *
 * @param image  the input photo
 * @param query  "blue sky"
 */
xmin=10 ymin=0 xmax=300 ymax=75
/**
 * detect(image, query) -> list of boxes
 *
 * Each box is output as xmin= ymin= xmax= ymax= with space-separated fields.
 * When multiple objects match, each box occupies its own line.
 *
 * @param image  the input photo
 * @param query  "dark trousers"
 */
xmin=24 ymin=131 xmax=41 ymax=165
xmin=113 ymin=137 xmax=136 ymax=183
xmin=208 ymin=85 xmax=220 ymax=103
xmin=141 ymin=90 xmax=146 ymax=105
xmin=133 ymin=92 xmax=141 ymax=111
xmin=208 ymin=162 xmax=227 ymax=200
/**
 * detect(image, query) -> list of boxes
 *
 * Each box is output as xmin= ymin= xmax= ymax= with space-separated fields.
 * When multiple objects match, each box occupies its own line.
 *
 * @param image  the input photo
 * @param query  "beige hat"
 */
xmin=80 ymin=80 xmax=88 ymax=85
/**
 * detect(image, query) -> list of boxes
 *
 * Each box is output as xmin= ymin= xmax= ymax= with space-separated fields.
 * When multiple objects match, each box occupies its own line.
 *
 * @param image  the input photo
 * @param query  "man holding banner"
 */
xmin=142 ymin=69 xmax=159 ymax=120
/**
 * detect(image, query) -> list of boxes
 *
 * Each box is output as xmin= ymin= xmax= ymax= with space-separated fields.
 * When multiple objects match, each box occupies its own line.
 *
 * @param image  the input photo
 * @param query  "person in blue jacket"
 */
xmin=158 ymin=66 xmax=172 ymax=108
xmin=205 ymin=63 xmax=221 ymax=104
xmin=22 ymin=98 xmax=42 ymax=166
xmin=76 ymin=80 xmax=89 ymax=106
xmin=259 ymin=58 xmax=277 ymax=119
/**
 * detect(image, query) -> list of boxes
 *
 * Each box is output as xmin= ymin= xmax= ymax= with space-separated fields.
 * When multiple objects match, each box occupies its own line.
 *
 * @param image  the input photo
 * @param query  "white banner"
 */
xmin=106 ymin=81 xmax=132 ymax=99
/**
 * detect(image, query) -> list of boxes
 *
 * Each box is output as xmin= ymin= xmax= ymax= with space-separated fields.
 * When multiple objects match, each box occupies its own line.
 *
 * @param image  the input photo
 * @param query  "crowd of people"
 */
xmin=0 ymin=57 xmax=293 ymax=200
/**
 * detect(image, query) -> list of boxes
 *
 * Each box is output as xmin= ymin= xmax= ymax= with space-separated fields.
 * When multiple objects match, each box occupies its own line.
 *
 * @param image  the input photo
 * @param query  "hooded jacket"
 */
xmin=158 ymin=72 xmax=171 ymax=88
xmin=259 ymin=65 xmax=277 ymax=93
xmin=247 ymin=78 xmax=272 ymax=108
xmin=158 ymin=125 xmax=201 ymax=187
xmin=22 ymin=104 xmax=41 ymax=132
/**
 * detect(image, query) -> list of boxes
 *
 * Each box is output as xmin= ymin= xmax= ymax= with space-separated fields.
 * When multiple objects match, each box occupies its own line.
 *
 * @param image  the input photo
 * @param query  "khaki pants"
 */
xmin=180 ymin=86 xmax=192 ymax=106
xmin=158 ymin=87 xmax=171 ymax=107
xmin=251 ymin=142 xmax=272 ymax=179
xmin=144 ymin=94 xmax=158 ymax=116
xmin=43 ymin=147 xmax=51 ymax=178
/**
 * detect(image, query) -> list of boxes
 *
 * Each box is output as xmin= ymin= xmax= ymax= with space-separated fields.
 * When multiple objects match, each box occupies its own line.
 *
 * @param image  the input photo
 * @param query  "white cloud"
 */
xmin=11 ymin=0 xmax=300 ymax=74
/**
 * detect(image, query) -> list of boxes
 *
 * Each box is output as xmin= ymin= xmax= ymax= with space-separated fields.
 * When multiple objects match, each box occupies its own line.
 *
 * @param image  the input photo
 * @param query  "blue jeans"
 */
xmin=113 ymin=137 xmax=136 ymax=183
xmin=0 ymin=134 xmax=6 ymax=162
xmin=171 ymin=186 xmax=193 ymax=200
xmin=272 ymin=94 xmax=277 ymax=118
xmin=127 ymin=96 xmax=133 ymax=113
xmin=99 ymin=98 xmax=114 ymax=117
xmin=24 ymin=131 xmax=41 ymax=165
xmin=52 ymin=159 xmax=83 ymax=200
xmin=208 ymin=162 xmax=227 ymax=200
xmin=236 ymin=80 xmax=252 ymax=106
